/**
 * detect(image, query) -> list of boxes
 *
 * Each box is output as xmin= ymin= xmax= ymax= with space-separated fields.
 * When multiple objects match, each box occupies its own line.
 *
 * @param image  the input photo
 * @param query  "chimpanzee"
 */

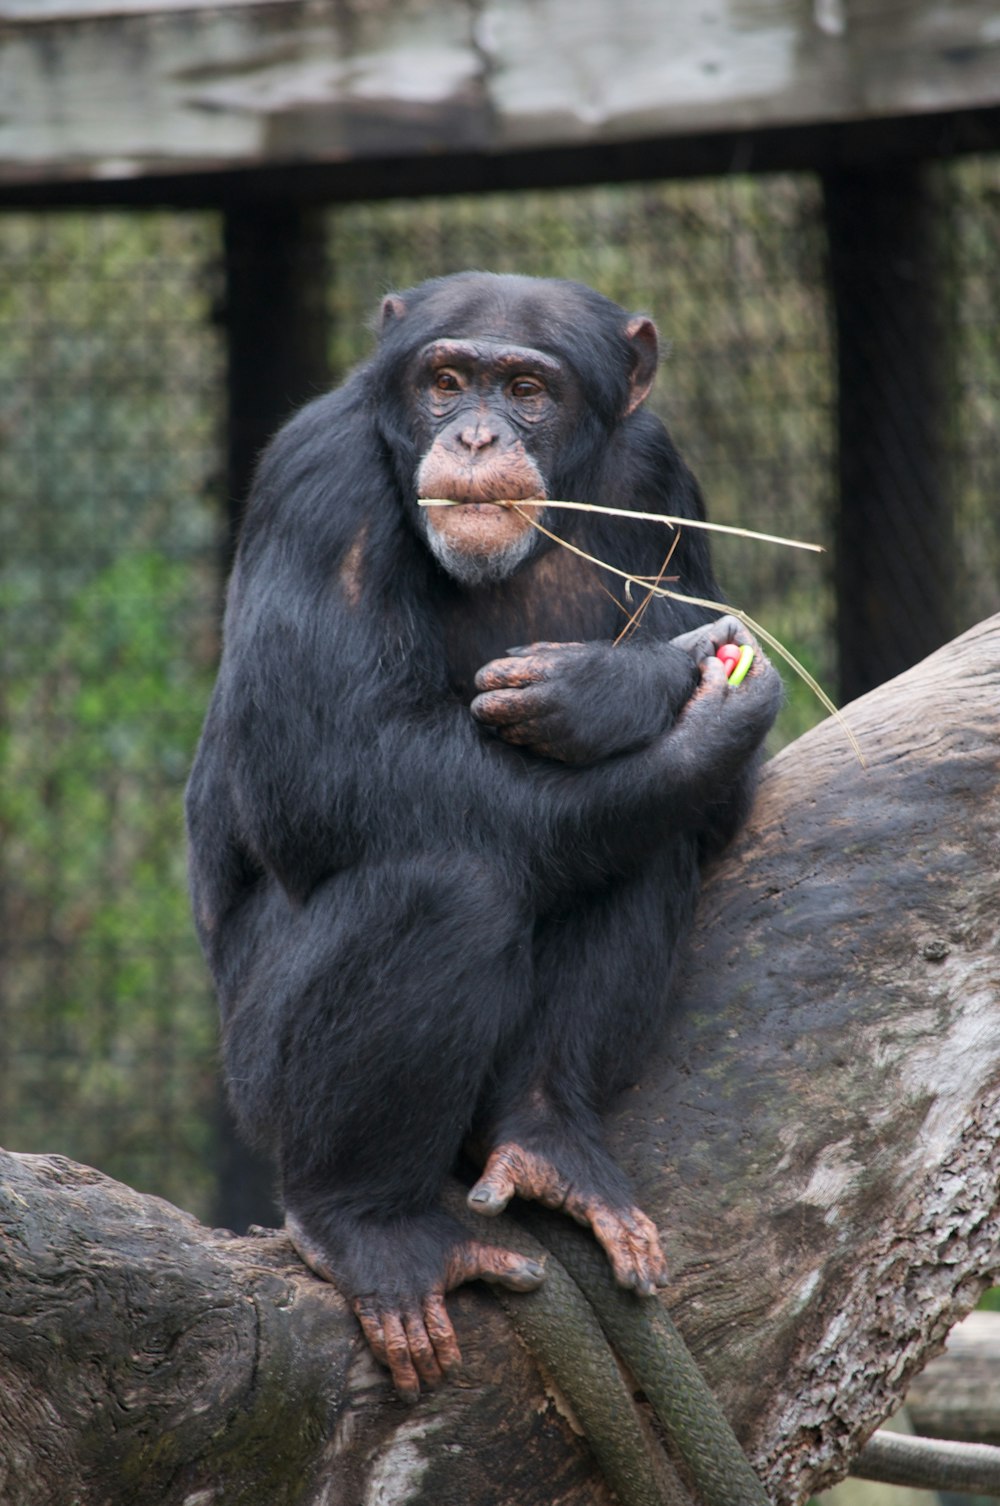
xmin=186 ymin=271 xmax=781 ymax=1400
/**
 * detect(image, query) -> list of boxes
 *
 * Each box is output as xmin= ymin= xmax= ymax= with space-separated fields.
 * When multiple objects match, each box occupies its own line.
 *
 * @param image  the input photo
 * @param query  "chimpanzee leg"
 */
xmin=468 ymin=841 xmax=700 ymax=1292
xmin=220 ymin=853 xmax=544 ymax=1396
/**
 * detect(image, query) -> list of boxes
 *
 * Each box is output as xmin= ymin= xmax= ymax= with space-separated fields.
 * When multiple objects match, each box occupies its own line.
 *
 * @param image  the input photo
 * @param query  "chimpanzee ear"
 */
xmin=624 ymin=316 xmax=658 ymax=415
xmin=380 ymin=294 xmax=407 ymax=331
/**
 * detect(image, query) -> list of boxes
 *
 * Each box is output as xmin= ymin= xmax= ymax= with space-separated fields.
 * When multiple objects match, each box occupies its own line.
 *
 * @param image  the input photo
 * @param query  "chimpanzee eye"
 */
xmin=433 ymin=369 xmax=462 ymax=394
xmin=510 ymin=376 xmax=545 ymax=400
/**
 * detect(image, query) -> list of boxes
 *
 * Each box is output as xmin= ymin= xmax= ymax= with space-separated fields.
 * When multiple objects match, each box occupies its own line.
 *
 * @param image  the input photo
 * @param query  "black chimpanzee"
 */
xmin=186 ymin=271 xmax=781 ymax=1399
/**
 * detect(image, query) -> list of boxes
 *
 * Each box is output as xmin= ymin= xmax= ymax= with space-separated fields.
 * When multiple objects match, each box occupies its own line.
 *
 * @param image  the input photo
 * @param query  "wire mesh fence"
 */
xmin=0 ymin=158 xmax=998 ymax=1221
xmin=0 ymin=211 xmax=225 ymax=1215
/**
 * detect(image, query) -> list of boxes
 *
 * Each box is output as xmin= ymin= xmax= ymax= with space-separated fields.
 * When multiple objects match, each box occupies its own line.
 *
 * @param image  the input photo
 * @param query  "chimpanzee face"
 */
xmin=376 ymin=274 xmax=659 ymax=588
xmin=411 ymin=336 xmax=570 ymax=586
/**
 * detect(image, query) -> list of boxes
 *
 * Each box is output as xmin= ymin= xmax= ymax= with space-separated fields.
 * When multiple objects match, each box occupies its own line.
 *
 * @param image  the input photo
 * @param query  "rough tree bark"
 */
xmin=2 ymin=614 xmax=999 ymax=1506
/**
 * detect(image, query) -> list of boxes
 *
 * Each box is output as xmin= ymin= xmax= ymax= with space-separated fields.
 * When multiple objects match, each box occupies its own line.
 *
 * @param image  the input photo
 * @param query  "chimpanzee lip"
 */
xmin=418 ymin=494 xmax=545 ymax=508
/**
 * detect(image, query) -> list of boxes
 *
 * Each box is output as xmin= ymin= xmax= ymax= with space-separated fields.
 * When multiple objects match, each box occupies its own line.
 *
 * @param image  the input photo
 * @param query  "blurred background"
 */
xmin=1 ymin=8 xmax=999 ymax=1233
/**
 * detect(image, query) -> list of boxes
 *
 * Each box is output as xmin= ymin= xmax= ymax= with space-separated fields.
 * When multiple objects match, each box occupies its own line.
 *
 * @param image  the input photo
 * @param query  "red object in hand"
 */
xmin=716 ymin=643 xmax=742 ymax=675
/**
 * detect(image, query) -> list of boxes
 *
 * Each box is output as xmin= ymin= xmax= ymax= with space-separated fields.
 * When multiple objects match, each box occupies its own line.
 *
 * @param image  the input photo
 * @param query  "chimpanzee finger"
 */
xmin=422 ymin=1294 xmax=464 ymax=1380
xmin=445 ymin=1238 xmax=546 ymax=1294
xmin=471 ymin=1248 xmax=548 ymax=1293
xmin=467 ymin=1152 xmax=519 ymax=1214
xmin=474 ymin=655 xmax=553 ymax=692
xmin=380 ymin=1311 xmax=422 ymax=1403
xmin=586 ymin=1204 xmax=669 ymax=1296
xmin=353 ymin=1300 xmax=389 ymax=1368
xmin=475 ymin=641 xmax=589 ymax=691
xmin=672 ymin=614 xmax=753 ymax=663
xmin=495 ymin=724 xmax=551 ymax=752
xmin=484 ymin=1257 xmax=547 ymax=1292
xmin=470 ymin=685 xmax=548 ymax=726
xmin=403 ymin=1308 xmax=446 ymax=1388
xmin=699 ymin=656 xmax=729 ymax=688
xmin=712 ymin=614 xmax=750 ymax=647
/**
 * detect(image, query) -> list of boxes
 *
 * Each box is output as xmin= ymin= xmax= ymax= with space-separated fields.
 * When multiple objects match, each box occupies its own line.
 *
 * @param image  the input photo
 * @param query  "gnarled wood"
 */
xmin=1 ymin=613 xmax=998 ymax=1506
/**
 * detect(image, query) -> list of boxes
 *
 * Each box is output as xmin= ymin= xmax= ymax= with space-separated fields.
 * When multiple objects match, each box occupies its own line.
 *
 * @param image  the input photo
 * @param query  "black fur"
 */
xmin=186 ymin=272 xmax=780 ymax=1321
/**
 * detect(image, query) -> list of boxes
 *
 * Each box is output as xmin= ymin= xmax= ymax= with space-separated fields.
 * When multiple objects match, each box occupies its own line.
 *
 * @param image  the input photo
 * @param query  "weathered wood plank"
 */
xmin=1 ymin=0 xmax=999 ymax=189
xmin=0 ymin=0 xmax=293 ymax=17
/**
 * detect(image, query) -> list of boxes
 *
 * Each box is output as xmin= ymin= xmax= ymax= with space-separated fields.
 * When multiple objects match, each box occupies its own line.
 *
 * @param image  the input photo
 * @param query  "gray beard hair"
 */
xmin=423 ymin=520 xmax=540 ymax=587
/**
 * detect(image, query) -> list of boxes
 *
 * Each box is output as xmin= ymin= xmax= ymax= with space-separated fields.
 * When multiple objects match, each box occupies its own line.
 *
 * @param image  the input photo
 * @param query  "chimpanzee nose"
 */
xmin=459 ymin=422 xmax=497 ymax=452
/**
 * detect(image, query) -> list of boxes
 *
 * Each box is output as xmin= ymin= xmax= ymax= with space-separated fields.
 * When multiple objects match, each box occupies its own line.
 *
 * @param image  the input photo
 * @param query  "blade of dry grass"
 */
xmin=504 ymin=506 xmax=863 ymax=765
xmin=417 ymin=498 xmax=824 ymax=554
xmin=415 ymin=496 xmax=860 ymax=762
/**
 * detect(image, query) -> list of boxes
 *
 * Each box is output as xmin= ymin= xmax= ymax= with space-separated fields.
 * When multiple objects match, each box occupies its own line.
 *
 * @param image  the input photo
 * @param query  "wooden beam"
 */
xmin=0 ymin=2 xmax=289 ymax=17
xmin=1 ymin=0 xmax=999 ymax=193
xmin=1 ymin=106 xmax=999 ymax=212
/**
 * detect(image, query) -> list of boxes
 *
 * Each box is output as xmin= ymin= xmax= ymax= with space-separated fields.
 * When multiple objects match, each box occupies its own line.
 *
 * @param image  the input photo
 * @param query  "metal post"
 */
xmin=822 ymin=164 xmax=954 ymax=702
xmin=213 ymin=201 xmax=331 ymax=1232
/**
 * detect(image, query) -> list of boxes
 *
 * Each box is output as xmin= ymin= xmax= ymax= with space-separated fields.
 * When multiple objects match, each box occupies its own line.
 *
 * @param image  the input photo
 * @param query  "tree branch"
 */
xmin=2 ymin=613 xmax=999 ymax=1506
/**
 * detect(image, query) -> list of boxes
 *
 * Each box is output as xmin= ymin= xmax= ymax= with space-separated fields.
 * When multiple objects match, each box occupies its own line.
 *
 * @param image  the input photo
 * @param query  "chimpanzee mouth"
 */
xmin=418 ymin=494 xmax=546 ymax=510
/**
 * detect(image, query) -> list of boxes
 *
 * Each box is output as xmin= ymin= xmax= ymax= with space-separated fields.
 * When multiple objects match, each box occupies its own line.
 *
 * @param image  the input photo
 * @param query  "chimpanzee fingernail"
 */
xmin=506 ymin=1259 xmax=546 ymax=1289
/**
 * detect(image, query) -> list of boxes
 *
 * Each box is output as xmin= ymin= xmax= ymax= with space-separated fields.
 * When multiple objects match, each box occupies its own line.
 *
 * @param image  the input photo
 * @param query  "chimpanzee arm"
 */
xmin=197 ymin=599 xmax=635 ymax=906
xmin=472 ymin=620 xmax=781 ymax=796
xmin=199 ymin=583 xmax=772 ymax=902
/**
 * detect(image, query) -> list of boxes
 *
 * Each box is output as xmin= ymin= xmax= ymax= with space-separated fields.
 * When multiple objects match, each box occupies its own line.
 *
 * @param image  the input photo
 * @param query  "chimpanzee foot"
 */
xmin=285 ymin=1211 xmax=544 ymax=1402
xmin=468 ymin=1141 xmax=669 ymax=1296
xmin=353 ymin=1240 xmax=545 ymax=1401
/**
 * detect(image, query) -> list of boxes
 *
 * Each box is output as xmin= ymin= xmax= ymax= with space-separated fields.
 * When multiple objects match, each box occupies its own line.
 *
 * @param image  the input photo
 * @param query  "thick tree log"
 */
xmin=2 ymin=614 xmax=999 ymax=1506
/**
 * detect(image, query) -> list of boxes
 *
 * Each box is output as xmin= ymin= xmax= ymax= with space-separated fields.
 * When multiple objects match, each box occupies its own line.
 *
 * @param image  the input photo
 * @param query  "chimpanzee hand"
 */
xmin=471 ymin=637 xmax=701 ymax=764
xmin=670 ymin=613 xmax=757 ymax=667
xmin=666 ymin=614 xmax=783 ymax=776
